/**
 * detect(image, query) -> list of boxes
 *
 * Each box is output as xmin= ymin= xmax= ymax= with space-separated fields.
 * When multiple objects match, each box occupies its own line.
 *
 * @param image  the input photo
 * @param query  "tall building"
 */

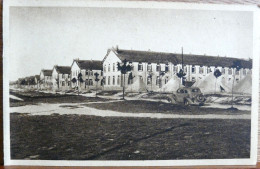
xmin=103 ymin=46 xmax=252 ymax=91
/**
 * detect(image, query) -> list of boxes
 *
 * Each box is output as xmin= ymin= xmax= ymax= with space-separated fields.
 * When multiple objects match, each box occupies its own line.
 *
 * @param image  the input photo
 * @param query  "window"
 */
xmin=108 ymin=64 xmax=110 ymax=72
xmin=147 ymin=76 xmax=152 ymax=85
xmin=221 ymin=68 xmax=225 ymax=74
xmin=243 ymin=69 xmax=246 ymax=75
xmin=101 ymin=71 xmax=103 ymax=76
xmin=228 ymin=68 xmax=232 ymax=75
xmin=108 ymin=76 xmax=110 ymax=85
xmin=68 ymin=81 xmax=70 ymax=86
xmin=199 ymin=67 xmax=204 ymax=74
xmin=113 ymin=63 xmax=115 ymax=72
xmin=165 ymin=77 xmax=169 ymax=84
xmin=207 ymin=67 xmax=211 ymax=73
xmin=192 ymin=66 xmax=196 ymax=74
xmin=113 ymin=76 xmax=115 ymax=85
xmin=192 ymin=77 xmax=196 ymax=82
xmin=173 ymin=65 xmax=178 ymax=73
xmin=68 ymin=75 xmax=70 ymax=79
xmin=138 ymin=63 xmax=143 ymax=71
xmin=103 ymin=76 xmax=106 ymax=85
xmin=184 ymin=66 xmax=187 ymax=73
xmin=62 ymin=74 xmax=65 ymax=78
xmin=85 ymin=79 xmax=89 ymax=86
xmin=165 ymin=64 xmax=169 ymax=72
xmin=117 ymin=75 xmax=120 ymax=85
xmin=156 ymin=64 xmax=161 ymax=72
xmin=104 ymin=65 xmax=106 ymax=72
xmin=147 ymin=63 xmax=152 ymax=72
xmin=235 ymin=70 xmax=239 ymax=75
xmin=62 ymin=81 xmax=65 ymax=86
xmin=129 ymin=62 xmax=133 ymax=71
xmin=89 ymin=71 xmax=93 ymax=76
xmin=156 ymin=76 xmax=160 ymax=85
xmin=89 ymin=79 xmax=93 ymax=86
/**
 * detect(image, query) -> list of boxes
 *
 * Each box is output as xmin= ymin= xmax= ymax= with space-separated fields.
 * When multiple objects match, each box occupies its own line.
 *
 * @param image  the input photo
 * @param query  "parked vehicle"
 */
xmin=167 ymin=87 xmax=206 ymax=106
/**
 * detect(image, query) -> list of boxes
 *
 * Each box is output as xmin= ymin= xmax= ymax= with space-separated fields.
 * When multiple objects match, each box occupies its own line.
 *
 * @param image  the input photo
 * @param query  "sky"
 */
xmin=9 ymin=7 xmax=253 ymax=81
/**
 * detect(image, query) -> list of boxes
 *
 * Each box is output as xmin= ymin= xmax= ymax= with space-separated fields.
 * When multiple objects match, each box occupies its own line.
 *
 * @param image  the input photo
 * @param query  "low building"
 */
xmin=71 ymin=59 xmax=103 ymax=91
xmin=103 ymin=46 xmax=252 ymax=92
xmin=39 ymin=69 xmax=52 ymax=90
xmin=52 ymin=65 xmax=71 ymax=91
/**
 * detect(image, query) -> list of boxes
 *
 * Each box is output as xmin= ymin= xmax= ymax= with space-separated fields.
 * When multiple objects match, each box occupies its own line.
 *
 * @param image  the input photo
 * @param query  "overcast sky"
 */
xmin=9 ymin=7 xmax=253 ymax=81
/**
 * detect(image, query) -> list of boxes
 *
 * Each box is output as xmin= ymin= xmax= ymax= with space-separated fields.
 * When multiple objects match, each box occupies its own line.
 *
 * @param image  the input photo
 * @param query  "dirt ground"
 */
xmin=9 ymin=90 xmax=110 ymax=107
xmin=9 ymin=89 xmax=251 ymax=160
xmin=10 ymin=114 xmax=250 ymax=160
xmin=84 ymin=100 xmax=250 ymax=115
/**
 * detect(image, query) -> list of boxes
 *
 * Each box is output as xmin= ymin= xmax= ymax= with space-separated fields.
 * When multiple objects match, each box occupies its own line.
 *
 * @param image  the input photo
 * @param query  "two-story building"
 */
xmin=103 ymin=46 xmax=252 ymax=92
xmin=52 ymin=65 xmax=71 ymax=91
xmin=39 ymin=69 xmax=52 ymax=90
xmin=71 ymin=59 xmax=103 ymax=91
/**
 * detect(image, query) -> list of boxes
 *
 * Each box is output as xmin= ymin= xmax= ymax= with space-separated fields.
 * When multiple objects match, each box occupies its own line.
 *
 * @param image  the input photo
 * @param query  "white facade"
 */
xmin=52 ymin=66 xmax=71 ymax=91
xmin=71 ymin=60 xmax=103 ymax=91
xmin=39 ymin=70 xmax=52 ymax=90
xmin=103 ymin=49 xmax=251 ymax=92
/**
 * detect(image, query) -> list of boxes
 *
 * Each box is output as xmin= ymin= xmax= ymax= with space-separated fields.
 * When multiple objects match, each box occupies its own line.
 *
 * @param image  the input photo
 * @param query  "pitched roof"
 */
xmin=35 ymin=75 xmax=40 ymax=80
xmin=74 ymin=60 xmax=103 ymax=70
xmin=41 ymin=69 xmax=52 ymax=76
xmin=111 ymin=49 xmax=252 ymax=69
xmin=54 ymin=65 xmax=71 ymax=74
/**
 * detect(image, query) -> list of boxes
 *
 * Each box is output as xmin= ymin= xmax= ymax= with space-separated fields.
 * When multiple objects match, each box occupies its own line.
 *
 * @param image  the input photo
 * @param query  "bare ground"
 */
xmin=10 ymin=114 xmax=250 ymax=160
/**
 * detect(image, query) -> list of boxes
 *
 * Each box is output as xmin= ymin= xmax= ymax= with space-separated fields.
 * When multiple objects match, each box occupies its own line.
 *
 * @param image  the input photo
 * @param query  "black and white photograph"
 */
xmin=3 ymin=0 xmax=260 ymax=166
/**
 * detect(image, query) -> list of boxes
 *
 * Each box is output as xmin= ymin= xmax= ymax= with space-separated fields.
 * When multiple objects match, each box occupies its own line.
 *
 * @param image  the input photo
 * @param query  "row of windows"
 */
xmin=104 ymin=63 xmax=249 ymax=75
xmin=72 ymin=71 xmax=94 ymax=76
xmin=103 ymin=75 xmax=170 ymax=86
xmin=61 ymin=81 xmax=70 ymax=87
xmin=103 ymin=75 xmax=121 ymax=85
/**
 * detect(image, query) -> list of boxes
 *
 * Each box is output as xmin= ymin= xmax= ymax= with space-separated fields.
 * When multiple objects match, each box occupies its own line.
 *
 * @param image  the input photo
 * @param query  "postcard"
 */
xmin=3 ymin=0 xmax=260 ymax=166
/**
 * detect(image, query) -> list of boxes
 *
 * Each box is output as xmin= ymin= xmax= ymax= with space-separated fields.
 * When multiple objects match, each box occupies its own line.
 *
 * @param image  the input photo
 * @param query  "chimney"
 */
xmin=115 ymin=45 xmax=119 ymax=51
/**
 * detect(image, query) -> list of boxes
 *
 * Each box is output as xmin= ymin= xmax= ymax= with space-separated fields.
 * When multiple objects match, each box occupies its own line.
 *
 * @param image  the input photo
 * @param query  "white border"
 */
xmin=3 ymin=0 xmax=260 ymax=166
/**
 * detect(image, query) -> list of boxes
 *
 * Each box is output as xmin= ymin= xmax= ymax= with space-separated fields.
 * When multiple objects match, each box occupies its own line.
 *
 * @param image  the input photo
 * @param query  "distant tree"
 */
xmin=148 ymin=72 xmax=153 ymax=92
xmin=159 ymin=71 xmax=165 ymax=88
xmin=128 ymin=72 xmax=134 ymax=85
xmin=177 ymin=69 xmax=186 ymax=86
xmin=117 ymin=59 xmax=132 ymax=100
xmin=94 ymin=72 xmax=100 ymax=97
xmin=77 ymin=72 xmax=83 ymax=95
xmin=55 ymin=75 xmax=60 ymax=89
xmin=230 ymin=60 xmax=242 ymax=110
xmin=214 ymin=69 xmax=222 ymax=94
xmin=20 ymin=79 xmax=26 ymax=86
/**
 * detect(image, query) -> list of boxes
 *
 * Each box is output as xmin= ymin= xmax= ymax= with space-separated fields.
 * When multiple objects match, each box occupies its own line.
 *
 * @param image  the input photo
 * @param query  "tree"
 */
xmin=177 ymin=69 xmax=186 ymax=86
xmin=117 ymin=59 xmax=132 ymax=100
xmin=148 ymin=72 xmax=153 ymax=92
xmin=55 ymin=76 xmax=60 ymax=89
xmin=230 ymin=60 xmax=242 ymax=110
xmin=94 ymin=72 xmax=100 ymax=97
xmin=127 ymin=72 xmax=135 ymax=92
xmin=213 ymin=69 xmax=222 ymax=94
xmin=77 ymin=72 xmax=83 ymax=95
xmin=159 ymin=71 xmax=165 ymax=88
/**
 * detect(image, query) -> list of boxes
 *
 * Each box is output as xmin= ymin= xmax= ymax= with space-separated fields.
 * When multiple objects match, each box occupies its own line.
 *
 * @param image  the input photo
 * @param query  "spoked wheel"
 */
xmin=196 ymin=94 xmax=205 ymax=102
